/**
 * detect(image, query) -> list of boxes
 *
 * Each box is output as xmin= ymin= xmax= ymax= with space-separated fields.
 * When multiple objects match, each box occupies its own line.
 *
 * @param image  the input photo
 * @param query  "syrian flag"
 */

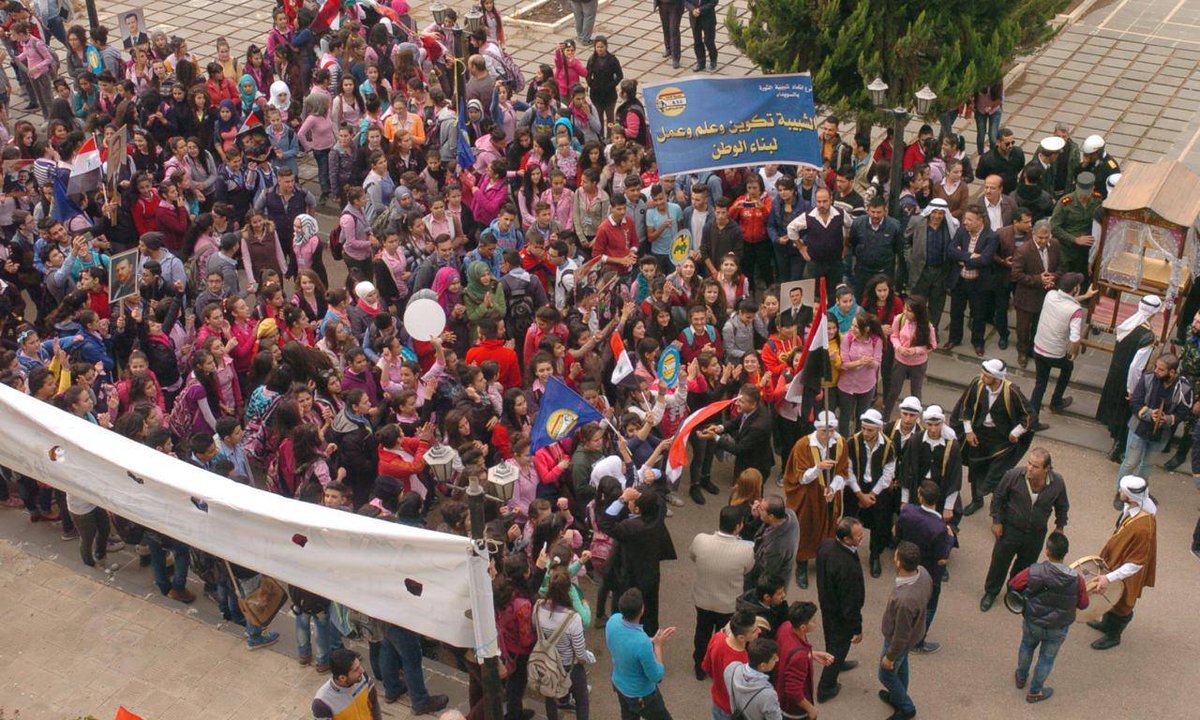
xmin=312 ymin=0 xmax=342 ymax=32
xmin=611 ymin=332 xmax=634 ymax=385
xmin=665 ymin=398 xmax=736 ymax=481
xmin=796 ymin=278 xmax=831 ymax=389
xmin=238 ymin=110 xmax=263 ymax=136
xmin=68 ymin=135 xmax=102 ymax=195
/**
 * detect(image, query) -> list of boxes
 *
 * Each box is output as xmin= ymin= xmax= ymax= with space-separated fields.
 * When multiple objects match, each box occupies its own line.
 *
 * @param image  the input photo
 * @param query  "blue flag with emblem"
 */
xmin=457 ymin=93 xmax=475 ymax=172
xmin=530 ymin=376 xmax=604 ymax=453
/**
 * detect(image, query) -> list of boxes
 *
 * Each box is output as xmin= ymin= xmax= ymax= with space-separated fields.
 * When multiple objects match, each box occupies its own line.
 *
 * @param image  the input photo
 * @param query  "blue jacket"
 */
xmin=59 ymin=327 xmax=114 ymax=374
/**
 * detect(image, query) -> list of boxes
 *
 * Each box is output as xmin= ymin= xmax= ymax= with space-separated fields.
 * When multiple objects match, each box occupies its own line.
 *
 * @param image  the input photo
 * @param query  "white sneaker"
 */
xmin=666 ymin=493 xmax=685 ymax=507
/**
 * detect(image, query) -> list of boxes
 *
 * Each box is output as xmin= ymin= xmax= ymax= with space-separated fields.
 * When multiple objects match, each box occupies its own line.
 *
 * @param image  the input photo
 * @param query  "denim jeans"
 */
xmin=296 ymin=609 xmax=341 ymax=665
xmin=616 ymin=687 xmax=673 ymax=720
xmin=1016 ymin=621 xmax=1068 ymax=694
xmin=218 ymin=576 xmax=268 ymax=641
xmin=923 ymin=578 xmax=943 ymax=640
xmin=313 ymin=149 xmax=331 ymax=197
xmin=380 ymin=623 xmax=431 ymax=706
xmin=544 ymin=662 xmax=589 ymax=720
xmin=878 ymin=641 xmax=914 ymax=714
xmin=1117 ymin=426 xmax=1167 ymax=487
xmin=976 ymin=110 xmax=1002 ymax=156
xmin=710 ymin=706 xmax=731 ymax=720
xmin=146 ymin=535 xmax=190 ymax=594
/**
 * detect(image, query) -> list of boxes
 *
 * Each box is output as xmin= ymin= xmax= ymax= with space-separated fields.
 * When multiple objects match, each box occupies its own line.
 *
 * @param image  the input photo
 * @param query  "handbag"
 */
xmin=224 ymin=560 xmax=287 ymax=627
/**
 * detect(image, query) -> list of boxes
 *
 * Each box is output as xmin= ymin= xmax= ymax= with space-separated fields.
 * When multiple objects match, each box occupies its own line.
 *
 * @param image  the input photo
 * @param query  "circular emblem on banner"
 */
xmin=658 ymin=345 xmax=682 ymax=388
xmin=545 ymin=409 xmax=580 ymax=440
xmin=655 ymin=87 xmax=687 ymax=117
xmin=669 ymin=230 xmax=692 ymax=266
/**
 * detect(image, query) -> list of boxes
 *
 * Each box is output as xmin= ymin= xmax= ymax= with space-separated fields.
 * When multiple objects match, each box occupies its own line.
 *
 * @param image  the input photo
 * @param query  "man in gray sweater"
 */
xmin=879 ymin=542 xmax=933 ymax=720
xmin=725 ymin=637 xmax=784 ymax=720
xmin=690 ymin=505 xmax=756 ymax=680
xmin=745 ymin=495 xmax=800 ymax=591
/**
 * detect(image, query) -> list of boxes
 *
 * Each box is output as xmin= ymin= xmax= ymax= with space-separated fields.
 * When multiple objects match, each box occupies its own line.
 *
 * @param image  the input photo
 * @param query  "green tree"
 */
xmin=727 ymin=0 xmax=1069 ymax=116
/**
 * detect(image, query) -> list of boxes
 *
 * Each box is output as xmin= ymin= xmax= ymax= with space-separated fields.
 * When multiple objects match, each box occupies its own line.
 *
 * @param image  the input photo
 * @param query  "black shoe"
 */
xmin=870 ymin=554 xmax=882 ymax=578
xmin=879 ymin=689 xmax=896 ymax=707
xmin=689 ymin=486 xmax=707 ymax=505
xmin=980 ymin=593 xmax=996 ymax=612
xmin=672 ymin=59 xmax=681 ymax=69
xmin=1049 ymin=397 xmax=1073 ymax=413
xmin=693 ymin=63 xmax=705 ymax=72
xmin=942 ymin=567 xmax=950 ymax=582
xmin=816 ymin=682 xmax=841 ymax=702
xmin=701 ymin=479 xmax=720 ymax=495
xmin=694 ymin=664 xmax=706 ymax=681
xmin=797 ymin=562 xmax=809 ymax=589
xmin=998 ymin=337 xmax=1009 ymax=350
xmin=1112 ymin=492 xmax=1124 ymax=511
xmin=709 ymin=60 xmax=719 ymax=71
xmin=1191 ymin=546 xmax=1200 ymax=562
xmin=1107 ymin=441 xmax=1123 ymax=463
xmin=413 ymin=695 xmax=449 ymax=715
xmin=839 ymin=659 xmax=859 ymax=671
xmin=962 ymin=499 xmax=984 ymax=517
xmin=974 ymin=345 xmax=986 ymax=357
xmin=1031 ymin=418 xmax=1050 ymax=432
xmin=942 ymin=342 xmax=958 ymax=353
xmin=23 ymin=101 xmax=37 ymax=111
xmin=888 ymin=710 xmax=917 ymax=720
xmin=1164 ymin=453 xmax=1186 ymax=471
xmin=1091 ymin=634 xmax=1121 ymax=650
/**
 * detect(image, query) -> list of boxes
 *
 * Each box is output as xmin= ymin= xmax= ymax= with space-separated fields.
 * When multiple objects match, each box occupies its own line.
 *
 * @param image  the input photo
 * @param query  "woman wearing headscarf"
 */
xmin=292 ymin=213 xmax=325 ymax=281
xmin=237 ymin=73 xmax=264 ymax=117
xmin=348 ymin=281 xmax=384 ymax=340
xmin=463 ymin=261 xmax=506 ymax=343
xmin=433 ymin=266 xmax=461 ymax=317
xmin=213 ymin=99 xmax=241 ymax=159
xmin=267 ymin=80 xmax=295 ymax=125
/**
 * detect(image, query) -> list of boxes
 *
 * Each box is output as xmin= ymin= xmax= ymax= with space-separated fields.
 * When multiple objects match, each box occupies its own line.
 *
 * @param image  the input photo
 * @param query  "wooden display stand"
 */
xmin=1084 ymin=160 xmax=1200 ymax=352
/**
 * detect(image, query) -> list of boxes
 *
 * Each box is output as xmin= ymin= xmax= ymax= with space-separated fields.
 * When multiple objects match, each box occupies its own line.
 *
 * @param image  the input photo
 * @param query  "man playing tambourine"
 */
xmin=1089 ymin=475 xmax=1157 ymax=650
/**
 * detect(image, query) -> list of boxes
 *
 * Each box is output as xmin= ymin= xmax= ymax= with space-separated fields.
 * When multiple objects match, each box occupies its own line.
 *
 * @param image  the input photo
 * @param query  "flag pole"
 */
xmin=818 ymin=277 xmax=832 ymax=490
xmin=94 ymin=133 xmax=110 ymax=206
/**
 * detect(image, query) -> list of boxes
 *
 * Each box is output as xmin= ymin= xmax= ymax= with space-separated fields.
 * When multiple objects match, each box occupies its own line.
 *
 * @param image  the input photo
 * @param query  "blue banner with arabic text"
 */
xmin=644 ymin=74 xmax=821 ymax=176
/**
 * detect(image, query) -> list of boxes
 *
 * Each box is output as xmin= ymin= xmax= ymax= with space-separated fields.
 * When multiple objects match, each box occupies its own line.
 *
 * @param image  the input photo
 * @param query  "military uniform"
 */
xmin=1052 ymin=137 xmax=1080 ymax=198
xmin=1050 ymin=191 xmax=1102 ymax=276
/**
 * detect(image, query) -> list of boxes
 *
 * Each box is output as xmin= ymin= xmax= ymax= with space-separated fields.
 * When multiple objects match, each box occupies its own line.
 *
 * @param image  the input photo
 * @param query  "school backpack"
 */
xmin=183 ymin=253 xmax=201 ymax=295
xmin=526 ymin=602 xmax=575 ymax=698
xmin=167 ymin=375 xmax=199 ymax=439
xmin=506 ymin=279 xmax=536 ymax=358
xmin=485 ymin=45 xmax=525 ymax=94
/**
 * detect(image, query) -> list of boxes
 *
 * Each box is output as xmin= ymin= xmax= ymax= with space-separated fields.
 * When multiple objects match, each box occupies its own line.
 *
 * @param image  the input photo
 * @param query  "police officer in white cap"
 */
xmin=1050 ymin=120 xmax=1081 ymax=198
xmin=1035 ymin=136 xmax=1066 ymax=198
xmin=846 ymin=408 xmax=897 ymax=577
xmin=950 ymin=358 xmax=1033 ymax=517
xmin=1078 ymin=134 xmax=1120 ymax=199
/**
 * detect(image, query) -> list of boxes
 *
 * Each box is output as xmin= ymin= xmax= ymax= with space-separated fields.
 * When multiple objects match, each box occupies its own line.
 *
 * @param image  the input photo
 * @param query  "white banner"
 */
xmin=0 ymin=385 xmax=497 ymax=655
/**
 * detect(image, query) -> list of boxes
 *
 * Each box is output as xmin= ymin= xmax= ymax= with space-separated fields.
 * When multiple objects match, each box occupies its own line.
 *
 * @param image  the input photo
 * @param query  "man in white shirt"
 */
xmin=1028 ymin=273 xmax=1097 ymax=429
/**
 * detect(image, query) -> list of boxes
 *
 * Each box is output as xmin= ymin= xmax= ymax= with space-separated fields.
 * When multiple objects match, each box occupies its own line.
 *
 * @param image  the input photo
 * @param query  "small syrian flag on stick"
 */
xmin=67 ymin=135 xmax=102 ymax=196
xmin=611 ymin=332 xmax=634 ymax=385
xmin=238 ymin=110 xmax=263 ymax=136
xmin=797 ymin=277 xmax=830 ymax=389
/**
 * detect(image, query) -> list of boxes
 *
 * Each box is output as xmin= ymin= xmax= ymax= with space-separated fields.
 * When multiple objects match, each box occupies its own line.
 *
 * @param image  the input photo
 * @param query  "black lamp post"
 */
xmin=867 ymin=78 xmax=937 ymax=220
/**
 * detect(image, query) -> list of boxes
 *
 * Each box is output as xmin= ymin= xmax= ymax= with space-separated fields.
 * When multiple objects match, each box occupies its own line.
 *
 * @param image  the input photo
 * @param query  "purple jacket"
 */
xmin=895 ymin=504 xmax=955 ymax=582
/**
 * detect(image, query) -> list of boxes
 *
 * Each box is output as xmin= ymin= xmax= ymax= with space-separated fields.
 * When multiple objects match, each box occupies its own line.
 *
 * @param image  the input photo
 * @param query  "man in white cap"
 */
xmin=783 ymin=410 xmax=848 ymax=589
xmin=1049 ymin=171 xmax=1101 ymax=278
xmin=846 ymin=408 xmax=897 ymax=577
xmin=1089 ymin=475 xmax=1157 ymax=650
xmin=1115 ymin=354 xmax=1192 ymax=505
xmin=887 ymin=396 xmax=923 ymax=502
xmin=1077 ymin=134 xmax=1120 ymax=199
xmin=1096 ymin=295 xmax=1162 ymax=462
xmin=951 ymin=358 xmax=1033 ymax=517
xmin=904 ymin=197 xmax=957 ymax=329
xmin=1035 ymin=136 xmax=1065 ymax=198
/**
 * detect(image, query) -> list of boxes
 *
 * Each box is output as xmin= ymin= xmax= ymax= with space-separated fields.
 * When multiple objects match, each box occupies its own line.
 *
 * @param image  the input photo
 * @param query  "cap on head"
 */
xmin=1039 ymin=136 xmax=1065 ymax=154
xmin=1081 ymin=134 xmax=1105 ymax=154
xmin=1075 ymin=171 xmax=1095 ymax=191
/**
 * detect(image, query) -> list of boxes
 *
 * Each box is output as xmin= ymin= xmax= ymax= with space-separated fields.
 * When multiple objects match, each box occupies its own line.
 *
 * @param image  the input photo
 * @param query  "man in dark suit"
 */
xmin=991 ymin=207 xmax=1032 ymax=352
xmin=814 ymin=517 xmax=866 ymax=702
xmin=980 ymin=174 xmax=1016 ymax=232
xmin=698 ymin=384 xmax=775 ymax=498
xmin=607 ymin=487 xmax=677 ymax=636
xmin=1010 ymin=219 xmax=1061 ymax=368
xmin=946 ymin=205 xmax=999 ymax=356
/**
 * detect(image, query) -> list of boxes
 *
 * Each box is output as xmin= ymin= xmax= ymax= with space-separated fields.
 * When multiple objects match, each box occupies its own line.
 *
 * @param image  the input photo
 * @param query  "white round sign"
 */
xmin=403 ymin=298 xmax=447 ymax=342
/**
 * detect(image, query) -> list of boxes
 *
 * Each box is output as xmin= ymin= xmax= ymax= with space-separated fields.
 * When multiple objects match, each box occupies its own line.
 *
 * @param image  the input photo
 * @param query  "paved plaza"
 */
xmin=2 ymin=1 xmax=1199 ymax=718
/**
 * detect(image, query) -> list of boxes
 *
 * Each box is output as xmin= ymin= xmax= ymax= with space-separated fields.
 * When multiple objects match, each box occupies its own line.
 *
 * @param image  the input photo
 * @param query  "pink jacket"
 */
xmin=890 ymin=315 xmax=937 ymax=367
xmin=541 ymin=187 xmax=574 ymax=229
xmin=553 ymin=49 xmax=586 ymax=98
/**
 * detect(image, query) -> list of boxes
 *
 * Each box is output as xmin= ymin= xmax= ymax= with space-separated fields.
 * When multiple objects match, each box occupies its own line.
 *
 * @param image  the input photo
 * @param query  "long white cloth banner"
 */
xmin=0 ymin=384 xmax=497 ymax=654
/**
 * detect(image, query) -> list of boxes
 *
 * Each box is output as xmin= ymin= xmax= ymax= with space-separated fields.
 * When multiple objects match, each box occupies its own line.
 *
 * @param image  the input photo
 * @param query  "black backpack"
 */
xmin=507 ymin=280 xmax=536 ymax=359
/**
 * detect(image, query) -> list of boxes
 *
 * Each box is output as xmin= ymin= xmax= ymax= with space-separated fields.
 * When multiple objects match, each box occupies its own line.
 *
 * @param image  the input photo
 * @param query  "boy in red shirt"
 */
xmin=701 ymin=610 xmax=760 ymax=719
xmin=465 ymin=317 xmax=521 ymax=389
xmin=775 ymin=601 xmax=836 ymax=720
xmin=676 ymin=304 xmax=724 ymax=363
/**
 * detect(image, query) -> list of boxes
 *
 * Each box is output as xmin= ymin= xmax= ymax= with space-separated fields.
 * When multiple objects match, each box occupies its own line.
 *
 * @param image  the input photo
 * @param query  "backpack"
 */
xmin=728 ymin=665 xmax=768 ymax=720
xmin=507 ymin=280 xmax=536 ymax=357
xmin=167 ymin=375 xmax=199 ymax=439
xmin=486 ymin=45 xmax=525 ymax=93
xmin=527 ymin=602 xmax=575 ymax=698
xmin=183 ymin=253 xmax=201 ymax=295
xmin=328 ymin=219 xmax=344 ymax=261
xmin=370 ymin=203 xmax=394 ymax=239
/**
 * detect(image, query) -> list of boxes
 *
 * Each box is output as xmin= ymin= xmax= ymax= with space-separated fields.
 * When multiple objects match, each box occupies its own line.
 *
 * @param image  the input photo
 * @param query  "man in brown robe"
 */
xmin=784 ymin=411 xmax=849 ymax=589
xmin=1089 ymin=475 xmax=1157 ymax=650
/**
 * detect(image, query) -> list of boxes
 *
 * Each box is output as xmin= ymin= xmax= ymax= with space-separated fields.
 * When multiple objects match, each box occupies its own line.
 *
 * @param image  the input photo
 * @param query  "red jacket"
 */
xmin=154 ymin=201 xmax=189 ymax=252
xmin=675 ymin=324 xmax=723 ymax=363
xmin=132 ymin=192 xmax=161 ymax=236
xmin=466 ymin=339 xmax=522 ymax=389
xmin=377 ymin=437 xmax=432 ymax=494
xmin=730 ymin=194 xmax=773 ymax=244
xmin=592 ymin=215 xmax=637 ymax=272
xmin=206 ymin=77 xmax=238 ymax=107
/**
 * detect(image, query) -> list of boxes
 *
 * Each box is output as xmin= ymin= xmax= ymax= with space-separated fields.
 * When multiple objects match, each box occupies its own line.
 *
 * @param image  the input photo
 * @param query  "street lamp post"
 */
xmin=868 ymin=78 xmax=937 ymax=220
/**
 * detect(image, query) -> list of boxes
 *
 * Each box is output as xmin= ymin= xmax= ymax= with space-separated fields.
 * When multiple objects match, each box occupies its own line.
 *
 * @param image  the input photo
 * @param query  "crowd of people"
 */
xmin=0 ymin=2 xmax=1187 ymax=720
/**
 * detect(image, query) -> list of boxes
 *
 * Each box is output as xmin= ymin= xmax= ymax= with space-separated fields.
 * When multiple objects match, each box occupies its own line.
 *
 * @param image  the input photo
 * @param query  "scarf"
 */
xmin=294 ymin=213 xmax=319 ymax=246
xmin=433 ymin=266 xmax=461 ymax=315
xmin=215 ymin=99 xmax=240 ymax=133
xmin=381 ymin=246 xmax=407 ymax=280
xmin=463 ymin=260 xmax=492 ymax=303
xmin=268 ymin=80 xmax=292 ymax=117
xmin=238 ymin=73 xmax=261 ymax=114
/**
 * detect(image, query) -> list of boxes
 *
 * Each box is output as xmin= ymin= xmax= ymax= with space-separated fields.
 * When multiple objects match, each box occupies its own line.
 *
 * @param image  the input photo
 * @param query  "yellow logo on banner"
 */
xmin=670 ymin=230 xmax=692 ymax=265
xmin=545 ymin=409 xmax=580 ymax=440
xmin=655 ymin=87 xmax=687 ymax=117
